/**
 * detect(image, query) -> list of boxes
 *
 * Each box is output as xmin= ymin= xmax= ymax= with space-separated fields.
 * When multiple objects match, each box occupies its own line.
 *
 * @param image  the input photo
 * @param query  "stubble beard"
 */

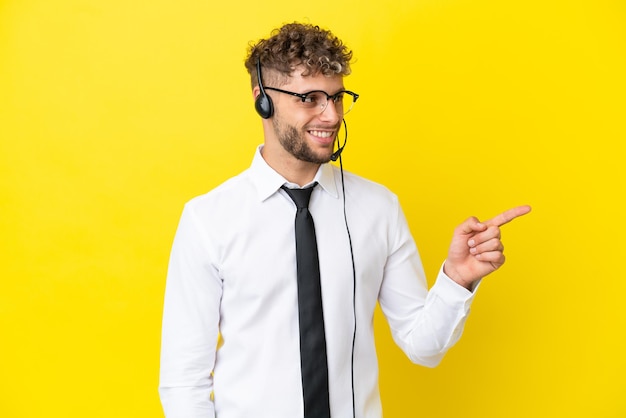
xmin=273 ymin=117 xmax=336 ymax=164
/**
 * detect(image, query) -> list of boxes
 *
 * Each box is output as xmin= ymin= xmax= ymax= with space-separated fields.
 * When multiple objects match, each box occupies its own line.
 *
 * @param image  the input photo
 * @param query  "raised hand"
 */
xmin=443 ymin=205 xmax=532 ymax=290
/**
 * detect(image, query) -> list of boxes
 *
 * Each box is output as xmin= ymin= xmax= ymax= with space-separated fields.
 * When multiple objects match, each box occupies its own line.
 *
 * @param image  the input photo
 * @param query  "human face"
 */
xmin=269 ymin=71 xmax=344 ymax=164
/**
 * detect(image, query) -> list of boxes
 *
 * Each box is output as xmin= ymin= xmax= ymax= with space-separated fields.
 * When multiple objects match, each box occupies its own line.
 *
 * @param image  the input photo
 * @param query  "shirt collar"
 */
xmin=249 ymin=145 xmax=339 ymax=201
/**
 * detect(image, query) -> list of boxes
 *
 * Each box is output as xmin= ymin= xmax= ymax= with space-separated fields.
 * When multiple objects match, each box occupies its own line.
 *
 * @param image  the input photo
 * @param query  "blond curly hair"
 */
xmin=244 ymin=22 xmax=353 ymax=88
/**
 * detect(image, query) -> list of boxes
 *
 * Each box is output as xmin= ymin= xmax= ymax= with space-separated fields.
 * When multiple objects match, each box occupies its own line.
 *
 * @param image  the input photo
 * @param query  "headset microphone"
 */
xmin=330 ymin=119 xmax=348 ymax=162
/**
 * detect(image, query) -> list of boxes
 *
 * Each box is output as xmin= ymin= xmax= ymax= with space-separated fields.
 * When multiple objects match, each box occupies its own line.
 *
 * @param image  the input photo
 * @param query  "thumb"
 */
xmin=456 ymin=216 xmax=487 ymax=236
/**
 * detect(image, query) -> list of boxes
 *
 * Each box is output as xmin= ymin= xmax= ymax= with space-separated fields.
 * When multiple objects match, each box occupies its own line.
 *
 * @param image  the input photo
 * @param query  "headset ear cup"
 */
xmin=255 ymin=59 xmax=274 ymax=119
xmin=255 ymin=93 xmax=273 ymax=119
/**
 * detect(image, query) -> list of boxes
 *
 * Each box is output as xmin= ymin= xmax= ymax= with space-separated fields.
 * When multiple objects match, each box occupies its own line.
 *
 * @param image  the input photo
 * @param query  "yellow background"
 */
xmin=1 ymin=0 xmax=624 ymax=417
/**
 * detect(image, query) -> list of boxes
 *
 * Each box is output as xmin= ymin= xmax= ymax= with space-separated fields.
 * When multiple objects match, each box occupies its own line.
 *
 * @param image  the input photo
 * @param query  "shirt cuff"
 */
xmin=432 ymin=262 xmax=480 ymax=312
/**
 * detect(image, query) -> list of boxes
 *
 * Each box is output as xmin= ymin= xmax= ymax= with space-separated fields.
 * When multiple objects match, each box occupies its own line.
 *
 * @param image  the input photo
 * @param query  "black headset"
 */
xmin=255 ymin=60 xmax=274 ymax=119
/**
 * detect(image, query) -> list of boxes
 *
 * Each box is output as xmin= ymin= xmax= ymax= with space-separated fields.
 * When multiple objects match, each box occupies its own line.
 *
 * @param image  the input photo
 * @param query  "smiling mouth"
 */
xmin=308 ymin=130 xmax=335 ymax=139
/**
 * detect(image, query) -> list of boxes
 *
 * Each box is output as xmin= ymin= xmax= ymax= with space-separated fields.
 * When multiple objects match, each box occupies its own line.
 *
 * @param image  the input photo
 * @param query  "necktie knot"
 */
xmin=281 ymin=183 xmax=317 ymax=209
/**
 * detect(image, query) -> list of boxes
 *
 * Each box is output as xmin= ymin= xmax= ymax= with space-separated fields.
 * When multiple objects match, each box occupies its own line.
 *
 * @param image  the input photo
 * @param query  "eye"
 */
xmin=302 ymin=92 xmax=324 ymax=106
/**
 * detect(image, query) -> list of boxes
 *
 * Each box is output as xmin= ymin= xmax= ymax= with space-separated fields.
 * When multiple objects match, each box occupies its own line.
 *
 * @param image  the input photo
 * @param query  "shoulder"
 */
xmin=184 ymin=169 xmax=255 ymax=214
xmin=334 ymin=167 xmax=400 ymax=207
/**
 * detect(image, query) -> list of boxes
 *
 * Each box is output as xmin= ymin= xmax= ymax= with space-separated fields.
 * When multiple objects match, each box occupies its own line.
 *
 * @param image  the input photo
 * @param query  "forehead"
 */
xmin=280 ymin=68 xmax=345 ymax=93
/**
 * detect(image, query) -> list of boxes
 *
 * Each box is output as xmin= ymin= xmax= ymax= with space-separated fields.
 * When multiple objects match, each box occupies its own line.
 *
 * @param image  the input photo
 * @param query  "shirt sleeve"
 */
xmin=159 ymin=203 xmax=222 ymax=418
xmin=377 ymin=200 xmax=478 ymax=367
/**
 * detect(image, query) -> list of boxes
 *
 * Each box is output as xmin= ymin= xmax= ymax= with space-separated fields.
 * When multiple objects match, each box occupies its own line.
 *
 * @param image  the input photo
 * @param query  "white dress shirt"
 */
xmin=159 ymin=146 xmax=477 ymax=418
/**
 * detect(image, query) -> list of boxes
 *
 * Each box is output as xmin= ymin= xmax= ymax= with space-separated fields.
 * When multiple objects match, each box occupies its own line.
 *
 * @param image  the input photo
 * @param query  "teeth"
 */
xmin=309 ymin=130 xmax=333 ymax=138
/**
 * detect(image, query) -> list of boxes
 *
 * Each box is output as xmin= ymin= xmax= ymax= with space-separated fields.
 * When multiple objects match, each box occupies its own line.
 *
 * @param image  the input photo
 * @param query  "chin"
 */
xmin=293 ymin=148 xmax=331 ymax=164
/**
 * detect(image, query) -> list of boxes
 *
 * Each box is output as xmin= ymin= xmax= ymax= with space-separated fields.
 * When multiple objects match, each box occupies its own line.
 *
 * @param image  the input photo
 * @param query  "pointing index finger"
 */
xmin=484 ymin=205 xmax=532 ymax=227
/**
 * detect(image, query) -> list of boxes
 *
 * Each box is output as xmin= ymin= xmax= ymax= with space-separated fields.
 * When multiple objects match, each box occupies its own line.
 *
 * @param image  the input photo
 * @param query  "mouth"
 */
xmin=307 ymin=129 xmax=337 ymax=145
xmin=308 ymin=130 xmax=334 ymax=139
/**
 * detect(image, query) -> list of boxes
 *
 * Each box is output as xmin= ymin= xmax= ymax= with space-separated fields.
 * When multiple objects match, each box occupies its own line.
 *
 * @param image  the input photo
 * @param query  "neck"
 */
xmin=261 ymin=144 xmax=320 ymax=187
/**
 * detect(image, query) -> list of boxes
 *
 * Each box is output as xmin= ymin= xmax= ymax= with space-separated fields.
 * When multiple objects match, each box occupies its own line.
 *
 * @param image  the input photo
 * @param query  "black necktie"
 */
xmin=281 ymin=184 xmax=331 ymax=418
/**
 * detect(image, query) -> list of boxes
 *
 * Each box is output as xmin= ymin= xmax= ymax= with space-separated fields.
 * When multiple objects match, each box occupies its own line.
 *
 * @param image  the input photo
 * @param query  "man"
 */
xmin=159 ymin=22 xmax=530 ymax=418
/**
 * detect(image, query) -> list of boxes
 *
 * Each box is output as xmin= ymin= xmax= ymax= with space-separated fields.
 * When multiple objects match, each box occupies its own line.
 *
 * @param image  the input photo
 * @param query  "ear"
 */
xmin=252 ymin=85 xmax=261 ymax=100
